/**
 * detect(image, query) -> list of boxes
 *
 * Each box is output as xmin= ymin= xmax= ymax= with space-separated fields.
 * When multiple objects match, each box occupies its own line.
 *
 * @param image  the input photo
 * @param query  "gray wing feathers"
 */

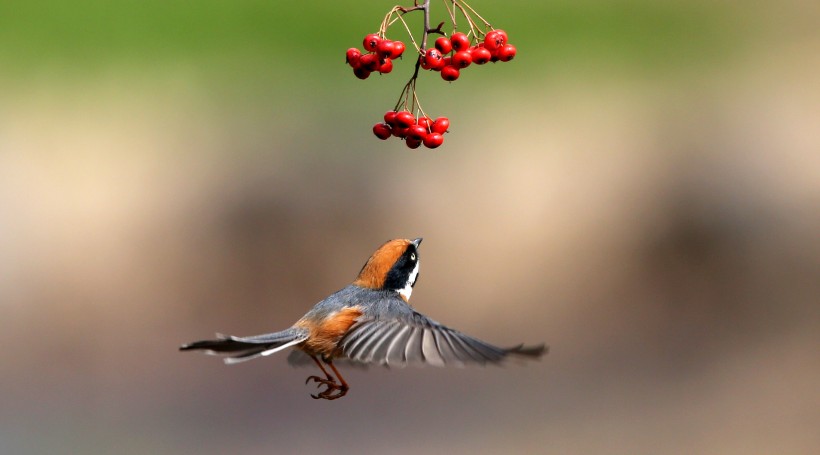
xmin=368 ymin=323 xmax=401 ymax=363
xmin=421 ymin=329 xmax=445 ymax=366
xmin=403 ymin=327 xmax=424 ymax=363
xmin=340 ymin=315 xmax=545 ymax=367
xmin=345 ymin=322 xmax=390 ymax=362
xmin=387 ymin=325 xmax=414 ymax=363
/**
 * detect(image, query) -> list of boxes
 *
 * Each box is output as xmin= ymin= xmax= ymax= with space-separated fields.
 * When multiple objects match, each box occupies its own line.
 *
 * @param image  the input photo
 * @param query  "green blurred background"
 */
xmin=1 ymin=1 xmax=818 ymax=453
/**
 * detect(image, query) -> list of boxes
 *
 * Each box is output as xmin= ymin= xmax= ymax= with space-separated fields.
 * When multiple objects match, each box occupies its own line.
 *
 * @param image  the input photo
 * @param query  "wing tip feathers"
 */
xmin=506 ymin=343 xmax=548 ymax=358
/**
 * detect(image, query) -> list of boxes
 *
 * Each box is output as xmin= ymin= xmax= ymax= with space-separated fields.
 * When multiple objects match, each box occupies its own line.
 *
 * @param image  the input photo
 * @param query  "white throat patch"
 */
xmin=398 ymin=260 xmax=420 ymax=300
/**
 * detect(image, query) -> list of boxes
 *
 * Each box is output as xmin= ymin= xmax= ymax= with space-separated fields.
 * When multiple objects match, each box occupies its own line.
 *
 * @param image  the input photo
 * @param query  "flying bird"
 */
xmin=180 ymin=238 xmax=546 ymax=400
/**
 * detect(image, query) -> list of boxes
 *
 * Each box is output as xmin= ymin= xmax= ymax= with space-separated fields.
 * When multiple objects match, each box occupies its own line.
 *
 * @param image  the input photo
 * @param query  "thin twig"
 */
xmin=409 ymin=0 xmax=431 ymax=82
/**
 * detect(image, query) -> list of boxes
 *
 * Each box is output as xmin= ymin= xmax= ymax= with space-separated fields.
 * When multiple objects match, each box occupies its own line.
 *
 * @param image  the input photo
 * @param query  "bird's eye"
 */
xmin=410 ymin=253 xmax=416 ymax=261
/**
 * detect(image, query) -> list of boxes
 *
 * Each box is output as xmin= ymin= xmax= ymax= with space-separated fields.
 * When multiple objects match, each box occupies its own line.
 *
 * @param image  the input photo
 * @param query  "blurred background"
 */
xmin=1 ymin=0 xmax=818 ymax=453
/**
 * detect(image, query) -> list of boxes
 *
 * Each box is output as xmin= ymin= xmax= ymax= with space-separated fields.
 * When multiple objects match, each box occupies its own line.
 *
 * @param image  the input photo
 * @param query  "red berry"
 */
xmin=405 ymin=137 xmax=422 ymax=149
xmin=496 ymin=44 xmax=516 ymax=62
xmin=442 ymin=56 xmax=452 ymax=68
xmin=452 ymin=50 xmax=472 ymax=68
xmin=346 ymin=48 xmax=362 ymax=67
xmin=419 ymin=55 xmax=432 ymax=70
xmin=495 ymin=29 xmax=509 ymax=45
xmin=390 ymin=41 xmax=406 ymax=59
xmin=373 ymin=123 xmax=392 ymax=140
xmin=470 ymin=46 xmax=492 ymax=64
xmin=395 ymin=111 xmax=416 ymax=128
xmin=423 ymin=132 xmax=444 ymax=148
xmin=431 ymin=117 xmax=450 ymax=134
xmin=450 ymin=32 xmax=470 ymax=51
xmin=441 ymin=65 xmax=460 ymax=81
xmin=377 ymin=40 xmax=395 ymax=58
xmin=363 ymin=33 xmax=381 ymax=52
xmin=435 ymin=37 xmax=453 ymax=54
xmin=424 ymin=48 xmax=445 ymax=70
xmin=384 ymin=111 xmax=398 ymax=125
xmin=416 ymin=116 xmax=433 ymax=129
xmin=359 ymin=53 xmax=379 ymax=71
xmin=353 ymin=67 xmax=371 ymax=80
xmin=406 ymin=125 xmax=427 ymax=141
xmin=378 ymin=58 xmax=393 ymax=74
xmin=484 ymin=30 xmax=507 ymax=51
xmin=392 ymin=126 xmax=409 ymax=138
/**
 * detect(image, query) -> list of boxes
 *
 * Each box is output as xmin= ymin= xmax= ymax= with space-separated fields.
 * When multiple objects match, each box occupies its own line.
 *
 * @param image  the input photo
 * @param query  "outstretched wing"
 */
xmin=339 ymin=312 xmax=545 ymax=367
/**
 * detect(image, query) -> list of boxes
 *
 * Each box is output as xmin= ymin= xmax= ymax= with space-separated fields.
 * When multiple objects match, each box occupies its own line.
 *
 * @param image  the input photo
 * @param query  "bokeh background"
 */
xmin=1 ymin=1 xmax=818 ymax=453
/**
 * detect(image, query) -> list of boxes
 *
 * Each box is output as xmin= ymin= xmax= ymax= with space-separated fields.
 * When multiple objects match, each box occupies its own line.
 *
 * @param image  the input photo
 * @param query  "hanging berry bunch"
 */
xmin=346 ymin=34 xmax=405 ymax=80
xmin=344 ymin=0 xmax=516 ymax=149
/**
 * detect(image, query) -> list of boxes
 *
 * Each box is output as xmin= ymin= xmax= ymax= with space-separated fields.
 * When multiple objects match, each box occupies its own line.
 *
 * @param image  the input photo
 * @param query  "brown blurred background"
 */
xmin=1 ymin=1 xmax=818 ymax=453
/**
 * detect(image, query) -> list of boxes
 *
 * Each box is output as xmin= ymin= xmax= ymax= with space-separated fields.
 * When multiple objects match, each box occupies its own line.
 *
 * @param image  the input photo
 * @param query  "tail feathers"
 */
xmin=180 ymin=328 xmax=308 ymax=365
xmin=223 ymin=338 xmax=305 ymax=364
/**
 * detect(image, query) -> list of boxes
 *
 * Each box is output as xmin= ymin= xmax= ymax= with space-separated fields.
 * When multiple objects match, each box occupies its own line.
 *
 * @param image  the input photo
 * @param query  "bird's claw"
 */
xmin=305 ymin=375 xmax=335 ymax=387
xmin=310 ymin=386 xmax=348 ymax=400
xmin=305 ymin=375 xmax=348 ymax=400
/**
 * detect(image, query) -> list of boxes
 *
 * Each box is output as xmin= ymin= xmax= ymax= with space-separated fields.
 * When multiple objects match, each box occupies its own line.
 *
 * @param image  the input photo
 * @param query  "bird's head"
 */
xmin=353 ymin=238 xmax=422 ymax=301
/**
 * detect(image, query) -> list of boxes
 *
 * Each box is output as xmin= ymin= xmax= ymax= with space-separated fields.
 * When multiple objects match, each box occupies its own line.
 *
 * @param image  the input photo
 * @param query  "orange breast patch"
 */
xmin=296 ymin=306 xmax=363 ymax=358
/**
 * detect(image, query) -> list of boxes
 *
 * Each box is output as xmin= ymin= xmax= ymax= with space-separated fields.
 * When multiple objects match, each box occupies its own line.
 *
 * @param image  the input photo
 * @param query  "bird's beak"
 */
xmin=411 ymin=237 xmax=423 ymax=248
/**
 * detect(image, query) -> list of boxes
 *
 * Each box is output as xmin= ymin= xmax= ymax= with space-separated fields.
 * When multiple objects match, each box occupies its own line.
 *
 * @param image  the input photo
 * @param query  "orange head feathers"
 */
xmin=353 ymin=238 xmax=422 ymax=300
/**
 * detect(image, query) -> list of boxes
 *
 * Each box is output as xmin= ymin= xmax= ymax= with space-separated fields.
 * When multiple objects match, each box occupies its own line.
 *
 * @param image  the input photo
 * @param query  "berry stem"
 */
xmin=385 ymin=1 xmax=438 ymax=121
xmin=442 ymin=0 xmax=457 ymax=33
xmin=393 ymin=10 xmax=423 ymax=54
xmin=454 ymin=0 xmax=492 ymax=31
xmin=412 ymin=85 xmax=431 ymax=121
xmin=451 ymin=1 xmax=478 ymax=39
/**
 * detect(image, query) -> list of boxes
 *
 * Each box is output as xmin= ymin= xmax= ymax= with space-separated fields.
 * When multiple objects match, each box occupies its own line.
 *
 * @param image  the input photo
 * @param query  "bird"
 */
xmin=180 ymin=237 xmax=546 ymax=400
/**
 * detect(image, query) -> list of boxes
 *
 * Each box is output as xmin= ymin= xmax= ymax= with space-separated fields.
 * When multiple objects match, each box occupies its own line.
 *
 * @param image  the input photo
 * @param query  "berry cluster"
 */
xmin=344 ymin=0 xmax=516 ymax=148
xmin=373 ymin=111 xmax=450 ymax=149
xmin=421 ymin=30 xmax=515 ymax=81
xmin=346 ymin=33 xmax=406 ymax=80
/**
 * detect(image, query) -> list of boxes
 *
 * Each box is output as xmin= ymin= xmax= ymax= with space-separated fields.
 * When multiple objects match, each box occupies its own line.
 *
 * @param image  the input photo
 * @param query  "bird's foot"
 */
xmin=305 ymin=375 xmax=349 ymax=400
xmin=305 ymin=375 xmax=335 ymax=387
xmin=311 ymin=383 xmax=349 ymax=400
